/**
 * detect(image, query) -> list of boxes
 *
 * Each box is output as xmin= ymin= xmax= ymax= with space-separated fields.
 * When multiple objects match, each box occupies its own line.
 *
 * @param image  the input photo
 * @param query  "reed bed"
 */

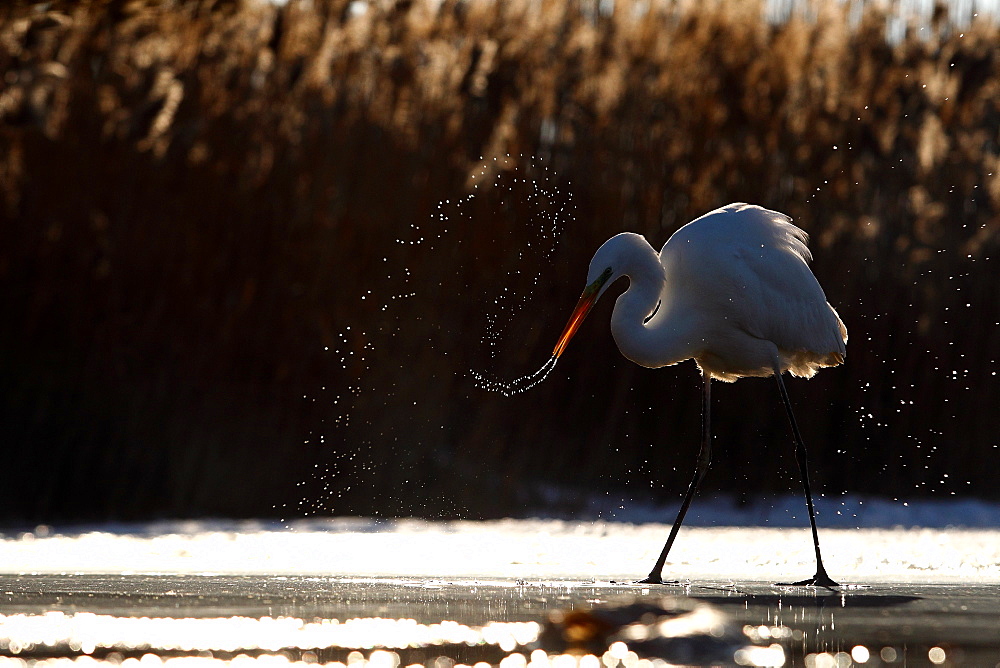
xmin=0 ymin=0 xmax=997 ymax=521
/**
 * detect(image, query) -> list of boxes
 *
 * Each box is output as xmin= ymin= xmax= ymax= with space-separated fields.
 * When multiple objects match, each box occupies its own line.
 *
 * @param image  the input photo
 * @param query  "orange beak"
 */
xmin=552 ymin=282 xmax=603 ymax=358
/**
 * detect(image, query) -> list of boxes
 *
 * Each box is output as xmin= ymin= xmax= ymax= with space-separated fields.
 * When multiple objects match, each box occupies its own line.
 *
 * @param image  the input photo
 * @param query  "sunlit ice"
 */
xmin=2 ymin=518 xmax=999 ymax=583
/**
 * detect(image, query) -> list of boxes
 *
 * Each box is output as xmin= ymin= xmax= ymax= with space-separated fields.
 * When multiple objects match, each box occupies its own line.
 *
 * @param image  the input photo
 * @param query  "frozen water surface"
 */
xmin=2 ymin=516 xmax=999 ymax=583
xmin=0 ymin=517 xmax=999 ymax=666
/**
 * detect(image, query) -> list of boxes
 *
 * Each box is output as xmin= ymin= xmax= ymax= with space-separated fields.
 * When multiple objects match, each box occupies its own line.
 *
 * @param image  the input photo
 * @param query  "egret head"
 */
xmin=552 ymin=233 xmax=642 ymax=358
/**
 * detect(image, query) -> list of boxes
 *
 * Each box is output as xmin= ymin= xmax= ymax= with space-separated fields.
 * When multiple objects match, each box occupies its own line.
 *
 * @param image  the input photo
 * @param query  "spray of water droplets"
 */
xmin=471 ymin=354 xmax=560 ymax=398
xmin=462 ymin=154 xmax=575 ymax=396
xmin=277 ymin=326 xmax=375 ymax=525
xmin=280 ymin=154 xmax=575 ymax=522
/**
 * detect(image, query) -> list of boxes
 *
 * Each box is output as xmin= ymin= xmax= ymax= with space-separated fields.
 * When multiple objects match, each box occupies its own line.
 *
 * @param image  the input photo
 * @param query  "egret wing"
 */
xmin=662 ymin=204 xmax=846 ymax=377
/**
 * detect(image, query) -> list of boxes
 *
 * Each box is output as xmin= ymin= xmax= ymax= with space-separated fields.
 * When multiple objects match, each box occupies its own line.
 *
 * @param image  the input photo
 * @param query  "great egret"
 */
xmin=553 ymin=203 xmax=847 ymax=587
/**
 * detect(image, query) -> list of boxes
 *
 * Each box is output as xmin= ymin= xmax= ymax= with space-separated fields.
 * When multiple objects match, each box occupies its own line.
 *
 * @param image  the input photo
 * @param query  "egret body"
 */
xmin=553 ymin=202 xmax=847 ymax=586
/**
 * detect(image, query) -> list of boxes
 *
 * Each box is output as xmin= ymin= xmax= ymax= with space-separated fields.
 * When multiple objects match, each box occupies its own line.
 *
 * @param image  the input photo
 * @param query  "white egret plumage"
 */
xmin=552 ymin=203 xmax=847 ymax=587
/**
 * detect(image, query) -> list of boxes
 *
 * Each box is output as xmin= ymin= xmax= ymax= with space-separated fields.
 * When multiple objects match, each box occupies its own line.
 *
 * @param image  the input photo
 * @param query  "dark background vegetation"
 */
xmin=1 ymin=0 xmax=998 ymax=524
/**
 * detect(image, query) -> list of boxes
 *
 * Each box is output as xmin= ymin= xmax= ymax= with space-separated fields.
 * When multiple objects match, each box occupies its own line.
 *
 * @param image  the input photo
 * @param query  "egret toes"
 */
xmin=776 ymin=573 xmax=841 ymax=588
xmin=636 ymin=576 xmax=684 ymax=586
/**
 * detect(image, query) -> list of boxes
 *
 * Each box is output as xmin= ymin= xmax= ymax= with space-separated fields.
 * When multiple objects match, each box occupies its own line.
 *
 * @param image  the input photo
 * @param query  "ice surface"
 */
xmin=2 ymin=509 xmax=998 ymax=584
xmin=1 ymin=511 xmax=998 ymax=667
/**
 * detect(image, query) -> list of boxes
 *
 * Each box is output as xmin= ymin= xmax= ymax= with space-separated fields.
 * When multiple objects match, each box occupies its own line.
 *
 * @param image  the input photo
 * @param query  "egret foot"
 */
xmin=776 ymin=571 xmax=840 ymax=588
xmin=608 ymin=578 xmax=681 ymax=586
xmin=635 ymin=574 xmax=684 ymax=586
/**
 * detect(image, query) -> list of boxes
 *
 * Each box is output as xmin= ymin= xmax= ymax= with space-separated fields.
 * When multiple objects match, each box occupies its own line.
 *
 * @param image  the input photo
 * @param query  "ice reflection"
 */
xmin=538 ymin=599 xmax=784 ymax=667
xmin=879 ymin=646 xmax=898 ymax=662
xmin=0 ymin=601 xmax=787 ymax=667
xmin=0 ymin=613 xmax=538 ymax=657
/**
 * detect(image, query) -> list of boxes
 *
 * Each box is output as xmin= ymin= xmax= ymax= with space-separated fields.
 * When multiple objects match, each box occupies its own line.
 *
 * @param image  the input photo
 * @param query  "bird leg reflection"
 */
xmin=772 ymin=366 xmax=840 ymax=589
xmin=640 ymin=371 xmax=713 ymax=585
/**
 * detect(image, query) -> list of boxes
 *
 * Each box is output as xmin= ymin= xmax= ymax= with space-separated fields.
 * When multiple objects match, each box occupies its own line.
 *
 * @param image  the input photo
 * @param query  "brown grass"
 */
xmin=0 ymin=0 xmax=998 ymax=521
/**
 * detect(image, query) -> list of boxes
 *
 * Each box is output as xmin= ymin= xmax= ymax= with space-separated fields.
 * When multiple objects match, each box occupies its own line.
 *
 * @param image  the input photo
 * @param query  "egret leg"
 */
xmin=772 ymin=368 xmax=839 ymax=588
xmin=640 ymin=371 xmax=712 ymax=585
